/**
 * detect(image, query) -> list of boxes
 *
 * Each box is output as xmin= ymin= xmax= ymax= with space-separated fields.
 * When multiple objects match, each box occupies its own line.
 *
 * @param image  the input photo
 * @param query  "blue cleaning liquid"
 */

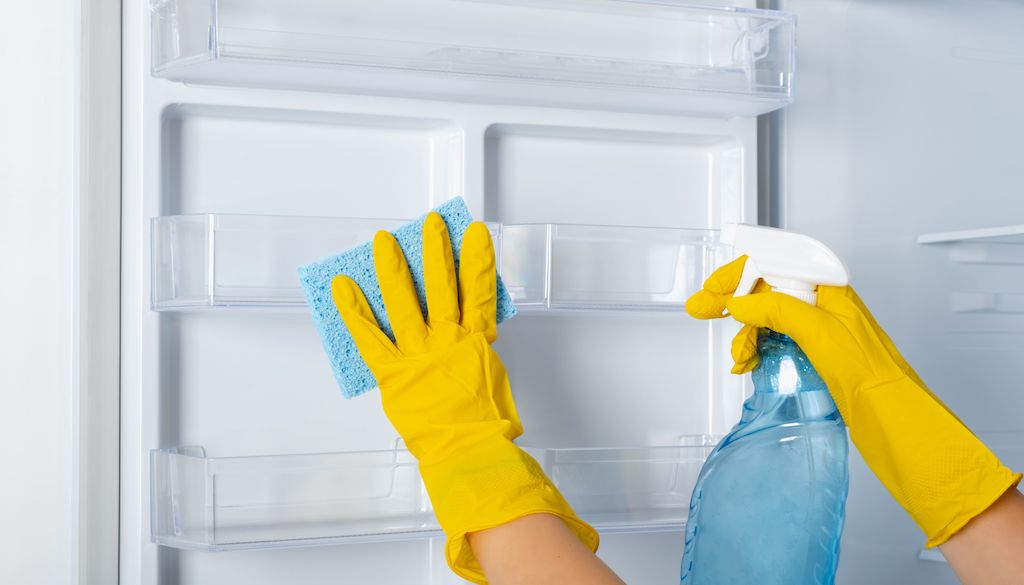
xmin=680 ymin=330 xmax=849 ymax=585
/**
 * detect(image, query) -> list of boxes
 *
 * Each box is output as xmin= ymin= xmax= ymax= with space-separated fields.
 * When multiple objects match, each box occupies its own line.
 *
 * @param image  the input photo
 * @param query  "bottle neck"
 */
xmin=751 ymin=329 xmax=828 ymax=395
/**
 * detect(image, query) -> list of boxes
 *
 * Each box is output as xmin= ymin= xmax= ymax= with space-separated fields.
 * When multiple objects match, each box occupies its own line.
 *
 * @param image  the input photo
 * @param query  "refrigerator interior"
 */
xmin=122 ymin=0 xmax=785 ymax=583
xmin=773 ymin=0 xmax=1024 ymax=583
xmin=121 ymin=0 xmax=1024 ymax=584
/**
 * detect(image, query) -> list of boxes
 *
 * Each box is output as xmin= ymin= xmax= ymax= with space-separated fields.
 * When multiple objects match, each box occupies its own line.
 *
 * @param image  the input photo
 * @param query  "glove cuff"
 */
xmin=924 ymin=469 xmax=1022 ymax=547
xmin=849 ymin=377 xmax=1022 ymax=547
xmin=419 ymin=435 xmax=599 ymax=584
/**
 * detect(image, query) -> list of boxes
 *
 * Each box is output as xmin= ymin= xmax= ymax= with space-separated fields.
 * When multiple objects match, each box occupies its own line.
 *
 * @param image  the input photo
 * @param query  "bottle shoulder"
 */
xmin=718 ymin=391 xmax=846 ymax=451
xmin=716 ymin=415 xmax=846 ymax=452
xmin=737 ymin=390 xmax=843 ymax=425
xmin=700 ymin=414 xmax=849 ymax=484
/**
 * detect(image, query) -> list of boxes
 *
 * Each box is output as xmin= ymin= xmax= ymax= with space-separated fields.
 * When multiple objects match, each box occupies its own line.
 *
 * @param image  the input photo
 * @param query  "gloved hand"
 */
xmin=687 ymin=256 xmax=1021 ymax=547
xmin=331 ymin=212 xmax=598 ymax=584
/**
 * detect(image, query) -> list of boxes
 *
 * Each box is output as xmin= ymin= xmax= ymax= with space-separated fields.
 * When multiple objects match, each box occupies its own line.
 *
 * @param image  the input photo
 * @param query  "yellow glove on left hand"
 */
xmin=331 ymin=212 xmax=598 ymax=584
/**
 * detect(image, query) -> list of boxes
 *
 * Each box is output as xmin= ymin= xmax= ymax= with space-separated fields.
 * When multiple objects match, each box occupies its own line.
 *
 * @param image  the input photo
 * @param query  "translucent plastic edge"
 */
xmin=150 ymin=213 xmax=728 ymax=312
xmin=150 ymin=0 xmax=218 ymax=74
xmin=149 ymin=0 xmax=795 ymax=106
xmin=150 ymin=440 xmax=715 ymax=550
xmin=917 ymin=224 xmax=1024 ymax=245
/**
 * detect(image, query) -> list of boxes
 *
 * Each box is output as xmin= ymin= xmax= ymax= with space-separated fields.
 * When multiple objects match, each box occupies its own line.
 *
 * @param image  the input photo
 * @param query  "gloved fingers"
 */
xmin=331 ymin=274 xmax=401 ymax=364
xmin=373 ymin=230 xmax=430 ymax=352
xmin=727 ymin=278 xmax=800 ymax=374
xmin=685 ymin=255 xmax=748 ymax=320
xmin=725 ymin=290 xmax=833 ymax=349
xmin=458 ymin=222 xmax=498 ymax=343
xmin=729 ymin=324 xmax=760 ymax=374
xmin=422 ymin=212 xmax=461 ymax=327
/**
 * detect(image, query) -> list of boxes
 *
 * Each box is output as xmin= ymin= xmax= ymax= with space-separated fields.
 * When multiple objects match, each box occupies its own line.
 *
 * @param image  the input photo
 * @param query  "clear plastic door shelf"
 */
xmin=151 ymin=214 xmax=732 ymax=311
xmin=151 ymin=439 xmax=716 ymax=551
xmin=151 ymin=0 xmax=795 ymax=116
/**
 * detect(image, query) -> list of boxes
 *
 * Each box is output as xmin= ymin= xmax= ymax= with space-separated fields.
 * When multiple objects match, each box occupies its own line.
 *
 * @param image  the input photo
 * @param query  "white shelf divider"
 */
xmin=917 ymin=224 xmax=1024 ymax=245
xmin=151 ymin=213 xmax=730 ymax=312
xmin=918 ymin=225 xmax=1024 ymax=265
xmin=151 ymin=439 xmax=716 ymax=551
xmin=150 ymin=0 xmax=795 ymax=117
xmin=951 ymin=292 xmax=1024 ymax=314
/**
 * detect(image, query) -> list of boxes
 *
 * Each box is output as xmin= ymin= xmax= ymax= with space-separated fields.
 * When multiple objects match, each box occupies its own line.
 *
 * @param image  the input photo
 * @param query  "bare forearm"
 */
xmin=468 ymin=514 xmax=625 ymax=585
xmin=940 ymin=487 xmax=1024 ymax=585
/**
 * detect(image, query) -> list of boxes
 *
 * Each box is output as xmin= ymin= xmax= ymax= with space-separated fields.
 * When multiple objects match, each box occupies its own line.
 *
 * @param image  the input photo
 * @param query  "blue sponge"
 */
xmin=298 ymin=197 xmax=518 ymax=398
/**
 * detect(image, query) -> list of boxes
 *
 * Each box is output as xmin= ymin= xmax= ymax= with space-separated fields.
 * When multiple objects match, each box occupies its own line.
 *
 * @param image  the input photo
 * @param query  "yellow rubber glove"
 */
xmin=687 ymin=256 xmax=1021 ymax=547
xmin=331 ymin=212 xmax=598 ymax=584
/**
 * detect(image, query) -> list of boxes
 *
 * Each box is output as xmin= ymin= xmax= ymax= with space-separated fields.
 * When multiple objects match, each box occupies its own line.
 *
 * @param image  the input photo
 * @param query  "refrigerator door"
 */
xmin=124 ymin=1 xmax=780 ymax=584
xmin=772 ymin=1 xmax=1024 ymax=583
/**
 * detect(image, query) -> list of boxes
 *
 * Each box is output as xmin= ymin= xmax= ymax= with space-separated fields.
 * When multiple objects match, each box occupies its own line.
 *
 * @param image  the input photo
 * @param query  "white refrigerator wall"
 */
xmin=776 ymin=1 xmax=1024 ymax=583
xmin=0 ymin=3 xmax=79 ymax=584
xmin=1 ymin=1 xmax=120 ymax=584
xmin=122 ymin=1 xmax=762 ymax=584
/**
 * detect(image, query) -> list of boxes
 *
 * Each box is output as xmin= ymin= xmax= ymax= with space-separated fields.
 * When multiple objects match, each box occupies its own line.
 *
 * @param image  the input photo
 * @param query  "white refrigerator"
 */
xmin=116 ymin=0 xmax=1024 ymax=583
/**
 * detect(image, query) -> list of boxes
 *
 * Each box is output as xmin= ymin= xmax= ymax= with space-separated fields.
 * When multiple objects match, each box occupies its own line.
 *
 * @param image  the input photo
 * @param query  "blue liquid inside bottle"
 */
xmin=680 ymin=330 xmax=849 ymax=585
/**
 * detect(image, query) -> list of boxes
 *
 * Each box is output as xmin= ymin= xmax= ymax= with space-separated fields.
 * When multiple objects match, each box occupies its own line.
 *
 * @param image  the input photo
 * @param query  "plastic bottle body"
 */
xmin=680 ymin=330 xmax=849 ymax=585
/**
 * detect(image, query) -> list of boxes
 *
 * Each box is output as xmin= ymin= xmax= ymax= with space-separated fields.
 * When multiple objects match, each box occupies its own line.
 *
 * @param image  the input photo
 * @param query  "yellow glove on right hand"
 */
xmin=687 ymin=256 xmax=1021 ymax=547
xmin=331 ymin=213 xmax=597 ymax=584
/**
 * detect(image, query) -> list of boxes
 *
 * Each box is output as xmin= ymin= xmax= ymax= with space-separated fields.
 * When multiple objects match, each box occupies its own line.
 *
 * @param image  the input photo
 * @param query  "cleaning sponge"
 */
xmin=298 ymin=197 xmax=518 ymax=398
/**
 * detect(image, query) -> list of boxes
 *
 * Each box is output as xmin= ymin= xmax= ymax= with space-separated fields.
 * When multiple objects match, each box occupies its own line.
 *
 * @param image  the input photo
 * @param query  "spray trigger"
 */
xmin=733 ymin=259 xmax=762 ymax=300
xmin=719 ymin=223 xmax=849 ymax=308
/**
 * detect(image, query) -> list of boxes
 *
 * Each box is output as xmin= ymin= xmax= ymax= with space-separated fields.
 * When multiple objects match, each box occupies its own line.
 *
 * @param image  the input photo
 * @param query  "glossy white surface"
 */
xmin=0 ymin=1 xmax=122 ymax=584
xmin=0 ymin=3 xmax=77 ymax=584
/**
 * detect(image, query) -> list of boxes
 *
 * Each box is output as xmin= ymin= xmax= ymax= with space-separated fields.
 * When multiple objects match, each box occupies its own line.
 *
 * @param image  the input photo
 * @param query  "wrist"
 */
xmin=418 ymin=434 xmax=599 ymax=583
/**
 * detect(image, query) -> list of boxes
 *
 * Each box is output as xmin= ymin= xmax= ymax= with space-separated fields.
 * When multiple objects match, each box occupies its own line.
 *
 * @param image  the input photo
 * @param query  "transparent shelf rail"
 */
xmin=151 ymin=0 xmax=795 ymax=116
xmin=919 ymin=224 xmax=1024 ymax=264
xmin=917 ymin=224 xmax=1024 ymax=245
xmin=151 ymin=214 xmax=730 ymax=311
xmin=918 ymin=224 xmax=1024 ymax=314
xmin=151 ymin=439 xmax=715 ymax=551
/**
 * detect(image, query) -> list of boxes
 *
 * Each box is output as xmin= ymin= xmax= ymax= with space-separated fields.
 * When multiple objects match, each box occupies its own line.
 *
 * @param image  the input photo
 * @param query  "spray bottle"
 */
xmin=680 ymin=224 xmax=850 ymax=585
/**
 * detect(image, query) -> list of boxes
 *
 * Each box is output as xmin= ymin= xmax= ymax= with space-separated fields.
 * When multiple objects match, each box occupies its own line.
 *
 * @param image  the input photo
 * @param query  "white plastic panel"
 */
xmin=162 ymin=105 xmax=462 ymax=217
xmin=484 ymin=125 xmax=744 ymax=228
xmin=151 ymin=440 xmax=714 ymax=551
xmin=151 ymin=0 xmax=795 ymax=116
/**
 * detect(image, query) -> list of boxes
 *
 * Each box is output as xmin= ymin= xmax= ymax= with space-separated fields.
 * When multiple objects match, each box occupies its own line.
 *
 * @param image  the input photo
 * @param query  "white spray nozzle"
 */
xmin=720 ymin=223 xmax=849 ymax=306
